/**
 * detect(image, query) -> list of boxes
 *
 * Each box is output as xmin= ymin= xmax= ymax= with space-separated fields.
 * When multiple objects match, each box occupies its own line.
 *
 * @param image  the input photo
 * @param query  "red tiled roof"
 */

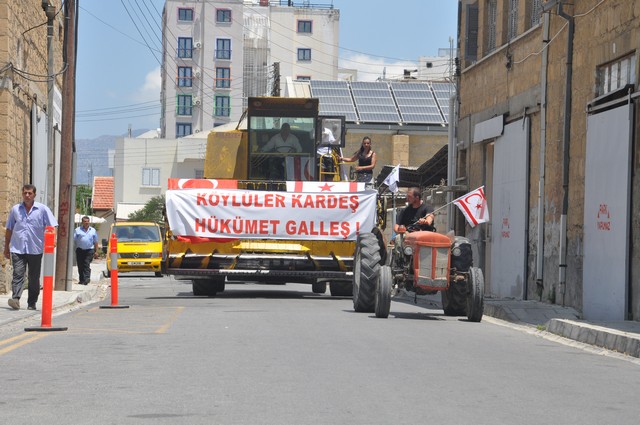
xmin=92 ymin=176 xmax=114 ymax=210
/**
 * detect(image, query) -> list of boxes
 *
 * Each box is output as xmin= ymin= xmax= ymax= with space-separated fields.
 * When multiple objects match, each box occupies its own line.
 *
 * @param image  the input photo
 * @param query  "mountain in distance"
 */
xmin=74 ymin=129 xmax=149 ymax=185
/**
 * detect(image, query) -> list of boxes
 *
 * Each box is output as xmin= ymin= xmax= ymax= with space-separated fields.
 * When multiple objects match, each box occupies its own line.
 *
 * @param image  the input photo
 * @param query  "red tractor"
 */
xmin=352 ymin=227 xmax=484 ymax=322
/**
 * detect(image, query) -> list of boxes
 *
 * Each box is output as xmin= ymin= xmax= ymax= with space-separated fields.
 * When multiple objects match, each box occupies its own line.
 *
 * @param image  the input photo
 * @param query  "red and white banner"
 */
xmin=286 ymin=181 xmax=365 ymax=192
xmin=167 ymin=178 xmax=238 ymax=190
xmin=454 ymin=186 xmax=490 ymax=227
xmin=285 ymin=156 xmax=314 ymax=181
xmin=166 ymin=189 xmax=377 ymax=241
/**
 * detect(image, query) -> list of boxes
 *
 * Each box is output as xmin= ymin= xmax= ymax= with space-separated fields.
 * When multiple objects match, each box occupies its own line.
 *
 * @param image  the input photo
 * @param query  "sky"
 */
xmin=75 ymin=0 xmax=458 ymax=140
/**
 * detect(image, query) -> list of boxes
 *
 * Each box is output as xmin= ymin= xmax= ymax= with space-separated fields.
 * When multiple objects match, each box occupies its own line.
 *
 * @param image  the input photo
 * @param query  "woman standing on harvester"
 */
xmin=340 ymin=136 xmax=376 ymax=186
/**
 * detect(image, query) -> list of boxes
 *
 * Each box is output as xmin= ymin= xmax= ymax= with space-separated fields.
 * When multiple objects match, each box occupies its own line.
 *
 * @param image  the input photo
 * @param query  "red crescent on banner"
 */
xmin=180 ymin=179 xmax=216 ymax=189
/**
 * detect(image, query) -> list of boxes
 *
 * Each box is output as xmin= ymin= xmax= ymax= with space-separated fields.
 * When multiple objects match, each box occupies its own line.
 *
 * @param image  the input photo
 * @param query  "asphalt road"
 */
xmin=1 ymin=275 xmax=639 ymax=425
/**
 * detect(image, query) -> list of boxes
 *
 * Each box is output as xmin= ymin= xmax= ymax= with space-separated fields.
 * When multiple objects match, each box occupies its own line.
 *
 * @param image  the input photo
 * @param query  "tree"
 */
xmin=75 ymin=184 xmax=92 ymax=215
xmin=128 ymin=195 xmax=165 ymax=223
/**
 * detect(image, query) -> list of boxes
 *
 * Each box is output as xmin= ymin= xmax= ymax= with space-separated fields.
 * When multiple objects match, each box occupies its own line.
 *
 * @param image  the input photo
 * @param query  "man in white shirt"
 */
xmin=261 ymin=123 xmax=302 ymax=153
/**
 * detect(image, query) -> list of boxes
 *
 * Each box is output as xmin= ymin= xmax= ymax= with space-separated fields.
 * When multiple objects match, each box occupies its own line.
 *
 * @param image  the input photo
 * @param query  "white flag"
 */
xmin=454 ymin=186 xmax=490 ymax=227
xmin=382 ymin=164 xmax=400 ymax=193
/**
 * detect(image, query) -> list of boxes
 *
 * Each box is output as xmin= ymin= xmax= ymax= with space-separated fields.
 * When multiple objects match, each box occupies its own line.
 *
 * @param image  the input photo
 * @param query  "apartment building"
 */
xmin=456 ymin=0 xmax=640 ymax=321
xmin=161 ymin=0 xmax=340 ymax=138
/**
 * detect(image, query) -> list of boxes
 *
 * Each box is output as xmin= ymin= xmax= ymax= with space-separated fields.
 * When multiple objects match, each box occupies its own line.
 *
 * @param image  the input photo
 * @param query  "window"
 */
xmin=216 ymin=9 xmax=231 ymax=23
xmin=297 ymin=20 xmax=312 ymax=33
xmin=177 ymin=37 xmax=193 ymax=58
xmin=178 ymin=66 xmax=192 ymax=87
xmin=214 ymin=95 xmax=231 ymax=117
xmin=215 ymin=67 xmax=231 ymax=88
xmin=527 ymin=0 xmax=543 ymax=29
xmin=177 ymin=95 xmax=193 ymax=116
xmin=297 ymin=48 xmax=311 ymax=61
xmin=178 ymin=8 xmax=193 ymax=22
xmin=486 ymin=0 xmax=497 ymax=53
xmin=296 ymin=76 xmax=311 ymax=81
xmin=465 ymin=3 xmax=479 ymax=63
xmin=176 ymin=123 xmax=192 ymax=138
xmin=216 ymin=38 xmax=231 ymax=60
xmin=142 ymin=168 xmax=160 ymax=186
xmin=596 ymin=54 xmax=637 ymax=97
xmin=195 ymin=169 xmax=204 ymax=179
xmin=507 ymin=0 xmax=518 ymax=41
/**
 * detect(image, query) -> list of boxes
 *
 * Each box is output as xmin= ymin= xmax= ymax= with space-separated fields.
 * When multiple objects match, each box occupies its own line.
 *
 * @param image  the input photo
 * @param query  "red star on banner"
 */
xmin=319 ymin=183 xmax=334 ymax=192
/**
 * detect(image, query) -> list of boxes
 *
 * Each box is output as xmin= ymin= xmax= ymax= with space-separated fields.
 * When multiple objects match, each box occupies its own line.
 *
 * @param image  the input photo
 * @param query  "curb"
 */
xmin=547 ymin=319 xmax=640 ymax=358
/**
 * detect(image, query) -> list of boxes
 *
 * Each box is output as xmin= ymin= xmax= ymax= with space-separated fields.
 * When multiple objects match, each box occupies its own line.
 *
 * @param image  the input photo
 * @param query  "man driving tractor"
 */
xmin=394 ymin=187 xmax=436 ymax=234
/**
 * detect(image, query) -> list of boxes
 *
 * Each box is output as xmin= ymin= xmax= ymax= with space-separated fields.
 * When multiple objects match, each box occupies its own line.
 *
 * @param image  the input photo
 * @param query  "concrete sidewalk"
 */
xmin=0 ymin=257 xmax=107 ymax=327
xmin=1 ymin=259 xmax=640 ymax=359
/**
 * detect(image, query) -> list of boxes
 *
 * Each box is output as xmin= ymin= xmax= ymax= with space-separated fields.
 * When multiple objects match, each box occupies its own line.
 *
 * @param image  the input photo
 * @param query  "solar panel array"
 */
xmin=309 ymin=80 xmax=358 ymax=122
xmin=390 ymin=82 xmax=442 ymax=124
xmin=431 ymin=82 xmax=454 ymax=122
xmin=351 ymin=81 xmax=401 ymax=123
xmin=310 ymin=80 xmax=454 ymax=125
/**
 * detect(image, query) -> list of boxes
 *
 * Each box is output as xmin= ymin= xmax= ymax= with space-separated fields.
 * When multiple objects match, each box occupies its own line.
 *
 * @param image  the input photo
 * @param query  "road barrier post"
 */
xmin=25 ymin=226 xmax=68 ymax=332
xmin=100 ymin=233 xmax=129 ymax=309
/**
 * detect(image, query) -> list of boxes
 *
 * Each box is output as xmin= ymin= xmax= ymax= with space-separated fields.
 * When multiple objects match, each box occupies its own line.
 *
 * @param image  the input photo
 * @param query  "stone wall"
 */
xmin=0 ymin=0 xmax=64 ymax=293
xmin=458 ymin=0 xmax=640 ymax=316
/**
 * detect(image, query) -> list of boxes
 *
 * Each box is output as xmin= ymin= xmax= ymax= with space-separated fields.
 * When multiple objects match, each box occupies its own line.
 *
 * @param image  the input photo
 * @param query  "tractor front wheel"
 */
xmin=466 ymin=267 xmax=484 ymax=322
xmin=374 ymin=265 xmax=392 ymax=318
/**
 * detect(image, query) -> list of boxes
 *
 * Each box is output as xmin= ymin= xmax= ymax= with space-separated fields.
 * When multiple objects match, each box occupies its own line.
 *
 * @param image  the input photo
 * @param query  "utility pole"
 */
xmin=43 ymin=1 xmax=56 ymax=209
xmin=272 ymin=62 xmax=280 ymax=96
xmin=55 ymin=0 xmax=77 ymax=291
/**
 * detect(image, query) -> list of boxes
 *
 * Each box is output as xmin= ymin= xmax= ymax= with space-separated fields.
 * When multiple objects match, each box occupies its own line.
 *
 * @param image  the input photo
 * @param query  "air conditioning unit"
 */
xmin=194 ymin=41 xmax=202 ymax=49
xmin=193 ymin=97 xmax=201 ymax=106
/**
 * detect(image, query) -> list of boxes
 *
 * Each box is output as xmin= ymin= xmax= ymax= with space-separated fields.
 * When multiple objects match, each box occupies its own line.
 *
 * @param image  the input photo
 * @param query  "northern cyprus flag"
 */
xmin=454 ymin=186 xmax=490 ymax=227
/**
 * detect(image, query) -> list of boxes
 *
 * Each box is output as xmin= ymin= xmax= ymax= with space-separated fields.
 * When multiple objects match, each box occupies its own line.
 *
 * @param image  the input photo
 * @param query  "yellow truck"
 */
xmin=106 ymin=222 xmax=163 ymax=277
xmin=163 ymin=97 xmax=383 ymax=296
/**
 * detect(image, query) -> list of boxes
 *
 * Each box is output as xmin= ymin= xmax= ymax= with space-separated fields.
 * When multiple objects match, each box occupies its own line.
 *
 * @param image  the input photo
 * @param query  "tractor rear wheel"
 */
xmin=442 ymin=281 xmax=467 ymax=316
xmin=466 ymin=267 xmax=484 ymax=322
xmin=352 ymin=233 xmax=380 ymax=312
xmin=374 ymin=265 xmax=392 ymax=318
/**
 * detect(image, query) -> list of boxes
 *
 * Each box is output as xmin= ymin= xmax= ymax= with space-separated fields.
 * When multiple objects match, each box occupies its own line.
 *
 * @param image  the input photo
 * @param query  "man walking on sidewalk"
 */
xmin=73 ymin=216 xmax=99 ymax=285
xmin=3 ymin=184 xmax=58 ymax=310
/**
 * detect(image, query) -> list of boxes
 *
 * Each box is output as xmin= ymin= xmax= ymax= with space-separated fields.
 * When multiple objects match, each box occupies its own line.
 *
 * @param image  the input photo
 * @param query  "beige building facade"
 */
xmin=0 ymin=1 xmax=65 ymax=294
xmin=456 ymin=0 xmax=640 ymax=320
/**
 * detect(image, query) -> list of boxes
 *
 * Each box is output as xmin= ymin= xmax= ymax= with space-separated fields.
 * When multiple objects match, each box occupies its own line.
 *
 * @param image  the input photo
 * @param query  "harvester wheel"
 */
xmin=312 ymin=281 xmax=327 ymax=294
xmin=466 ymin=267 xmax=485 ymax=322
xmin=329 ymin=281 xmax=352 ymax=297
xmin=352 ymin=233 xmax=380 ymax=313
xmin=374 ymin=265 xmax=392 ymax=318
xmin=192 ymin=278 xmax=225 ymax=296
xmin=212 ymin=278 xmax=226 ymax=294
xmin=441 ymin=281 xmax=467 ymax=316
xmin=192 ymin=280 xmax=206 ymax=296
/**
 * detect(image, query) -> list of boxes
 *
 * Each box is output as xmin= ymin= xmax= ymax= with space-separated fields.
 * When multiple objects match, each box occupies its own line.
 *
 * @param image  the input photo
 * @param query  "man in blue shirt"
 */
xmin=3 ymin=184 xmax=58 ymax=310
xmin=73 ymin=216 xmax=100 ymax=285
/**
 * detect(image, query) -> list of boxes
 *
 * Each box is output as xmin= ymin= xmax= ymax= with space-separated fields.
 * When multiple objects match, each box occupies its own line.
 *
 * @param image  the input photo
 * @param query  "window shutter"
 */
xmin=465 ymin=4 xmax=479 ymax=63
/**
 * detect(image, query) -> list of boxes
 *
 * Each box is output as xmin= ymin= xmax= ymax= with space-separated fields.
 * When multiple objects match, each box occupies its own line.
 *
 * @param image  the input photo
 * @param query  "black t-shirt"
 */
xmin=397 ymin=202 xmax=434 ymax=230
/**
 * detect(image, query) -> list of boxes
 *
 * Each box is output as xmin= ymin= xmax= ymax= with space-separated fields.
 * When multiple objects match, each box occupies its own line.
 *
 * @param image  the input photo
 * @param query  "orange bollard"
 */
xmin=100 ymin=233 xmax=129 ymax=309
xmin=25 ymin=226 xmax=67 ymax=332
